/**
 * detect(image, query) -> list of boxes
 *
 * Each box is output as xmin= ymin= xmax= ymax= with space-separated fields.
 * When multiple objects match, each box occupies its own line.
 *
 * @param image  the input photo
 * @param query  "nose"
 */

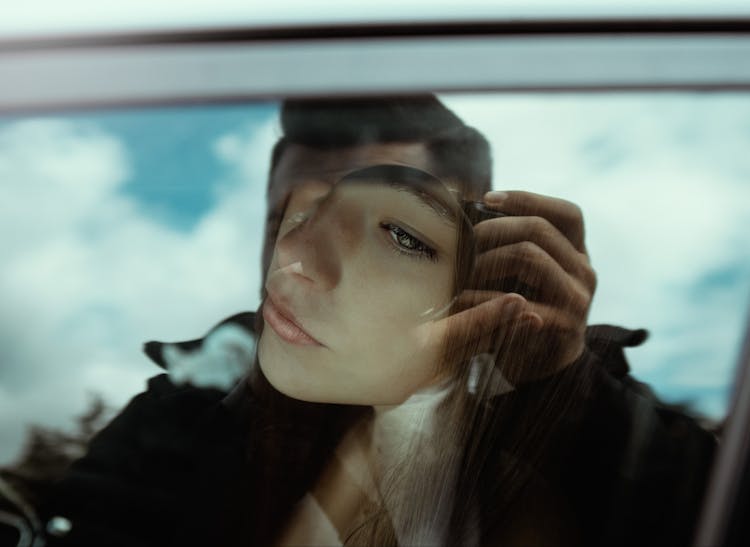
xmin=274 ymin=182 xmax=344 ymax=291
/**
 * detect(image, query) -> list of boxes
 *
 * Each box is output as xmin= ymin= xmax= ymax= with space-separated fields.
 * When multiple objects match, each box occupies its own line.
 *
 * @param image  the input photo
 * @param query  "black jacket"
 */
xmin=31 ymin=314 xmax=715 ymax=546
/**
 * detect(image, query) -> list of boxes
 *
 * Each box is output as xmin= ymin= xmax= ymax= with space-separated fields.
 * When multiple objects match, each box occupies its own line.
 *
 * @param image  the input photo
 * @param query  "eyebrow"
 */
xmin=386 ymin=180 xmax=457 ymax=225
xmin=340 ymin=165 xmax=458 ymax=225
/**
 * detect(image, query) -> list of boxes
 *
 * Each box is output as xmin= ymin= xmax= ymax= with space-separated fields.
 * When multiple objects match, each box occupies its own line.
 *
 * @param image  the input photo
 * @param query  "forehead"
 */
xmin=268 ymin=142 xmax=434 ymax=207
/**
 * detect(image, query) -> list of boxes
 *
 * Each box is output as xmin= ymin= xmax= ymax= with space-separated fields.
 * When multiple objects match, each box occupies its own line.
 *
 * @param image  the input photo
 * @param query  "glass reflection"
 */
xmin=0 ymin=94 xmax=734 ymax=547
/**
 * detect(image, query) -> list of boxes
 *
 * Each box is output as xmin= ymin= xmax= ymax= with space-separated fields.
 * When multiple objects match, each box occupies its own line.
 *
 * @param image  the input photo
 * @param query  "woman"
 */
xmin=249 ymin=99 xmax=595 ymax=545
xmin=40 ymin=97 xmax=714 ymax=547
xmin=259 ymin=162 xmax=495 ymax=545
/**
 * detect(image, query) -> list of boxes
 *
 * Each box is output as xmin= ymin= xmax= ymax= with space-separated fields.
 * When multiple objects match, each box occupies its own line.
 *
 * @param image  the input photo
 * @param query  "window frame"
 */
xmin=1 ymin=19 xmax=750 ymax=112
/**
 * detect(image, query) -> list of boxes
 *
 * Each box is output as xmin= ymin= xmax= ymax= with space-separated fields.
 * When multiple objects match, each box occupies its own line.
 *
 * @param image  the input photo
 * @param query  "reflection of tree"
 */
xmin=0 ymin=395 xmax=112 ymax=509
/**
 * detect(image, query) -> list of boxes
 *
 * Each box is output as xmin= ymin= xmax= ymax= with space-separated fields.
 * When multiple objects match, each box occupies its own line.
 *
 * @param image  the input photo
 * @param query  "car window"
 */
xmin=1 ymin=90 xmax=747 ymax=545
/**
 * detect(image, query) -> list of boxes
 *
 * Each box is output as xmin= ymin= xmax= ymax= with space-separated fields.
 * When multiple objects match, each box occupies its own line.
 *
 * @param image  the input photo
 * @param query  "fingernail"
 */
xmin=485 ymin=191 xmax=508 ymax=203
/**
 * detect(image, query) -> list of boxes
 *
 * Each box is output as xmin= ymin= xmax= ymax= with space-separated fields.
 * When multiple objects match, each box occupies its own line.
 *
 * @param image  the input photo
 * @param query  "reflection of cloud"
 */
xmin=164 ymin=324 xmax=256 ymax=390
xmin=0 ymin=112 xmax=279 ymax=463
xmin=444 ymin=94 xmax=750 ymax=417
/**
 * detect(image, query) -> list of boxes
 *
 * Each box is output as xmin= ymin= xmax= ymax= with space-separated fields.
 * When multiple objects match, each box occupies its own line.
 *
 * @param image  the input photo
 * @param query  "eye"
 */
xmin=381 ymin=223 xmax=437 ymax=262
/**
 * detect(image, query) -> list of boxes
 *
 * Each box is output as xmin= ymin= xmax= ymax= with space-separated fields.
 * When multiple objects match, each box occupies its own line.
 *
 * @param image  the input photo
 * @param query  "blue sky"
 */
xmin=64 ymin=103 xmax=278 ymax=230
xmin=1 ymin=93 xmax=749 ymax=464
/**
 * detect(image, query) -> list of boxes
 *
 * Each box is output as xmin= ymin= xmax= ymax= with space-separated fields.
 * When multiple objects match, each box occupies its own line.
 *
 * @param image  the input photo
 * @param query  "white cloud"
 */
xmin=0 ymin=112 xmax=278 ymax=464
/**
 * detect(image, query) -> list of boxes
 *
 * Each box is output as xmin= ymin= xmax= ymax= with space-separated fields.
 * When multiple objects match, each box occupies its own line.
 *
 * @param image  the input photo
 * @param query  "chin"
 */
xmin=257 ymin=336 xmax=328 ymax=403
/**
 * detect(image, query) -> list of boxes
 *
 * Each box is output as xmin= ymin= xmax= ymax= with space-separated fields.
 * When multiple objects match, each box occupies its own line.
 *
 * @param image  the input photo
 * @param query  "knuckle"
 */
xmin=570 ymin=202 xmax=583 ymax=221
xmin=560 ymin=199 xmax=583 ymax=223
xmin=528 ymin=216 xmax=554 ymax=241
xmin=516 ymin=240 xmax=542 ymax=260
xmin=568 ymin=285 xmax=591 ymax=314
xmin=550 ymin=274 xmax=590 ymax=313
xmin=587 ymin=267 xmax=598 ymax=292
xmin=579 ymin=261 xmax=597 ymax=292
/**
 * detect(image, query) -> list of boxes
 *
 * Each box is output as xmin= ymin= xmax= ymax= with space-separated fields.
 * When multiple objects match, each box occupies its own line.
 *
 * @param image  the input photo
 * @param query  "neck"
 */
xmin=370 ymin=380 xmax=452 ymax=468
xmin=306 ymin=382 xmax=455 ymax=545
xmin=330 ymin=380 xmax=452 ymax=499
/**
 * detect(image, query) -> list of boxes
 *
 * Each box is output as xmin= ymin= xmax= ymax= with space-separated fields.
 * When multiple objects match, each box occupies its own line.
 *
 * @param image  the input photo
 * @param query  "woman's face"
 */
xmin=257 ymin=143 xmax=461 ymax=405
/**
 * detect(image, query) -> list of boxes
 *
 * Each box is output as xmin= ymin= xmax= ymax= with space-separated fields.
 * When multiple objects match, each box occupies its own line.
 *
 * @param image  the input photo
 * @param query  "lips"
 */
xmin=262 ymin=292 xmax=323 ymax=347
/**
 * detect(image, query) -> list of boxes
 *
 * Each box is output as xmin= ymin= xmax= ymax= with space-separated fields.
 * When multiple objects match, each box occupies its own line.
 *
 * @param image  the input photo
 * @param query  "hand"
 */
xmin=424 ymin=190 xmax=597 ymax=384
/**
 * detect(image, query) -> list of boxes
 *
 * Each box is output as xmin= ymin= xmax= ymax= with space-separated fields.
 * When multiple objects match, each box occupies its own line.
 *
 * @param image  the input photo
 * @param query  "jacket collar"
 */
xmin=142 ymin=311 xmax=258 ymax=370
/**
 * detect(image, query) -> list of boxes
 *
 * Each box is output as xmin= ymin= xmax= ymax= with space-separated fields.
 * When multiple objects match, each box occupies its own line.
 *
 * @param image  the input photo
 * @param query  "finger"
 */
xmin=473 ymin=215 xmax=591 ymax=280
xmin=491 ymin=302 xmax=587 ymax=364
xmin=483 ymin=190 xmax=586 ymax=252
xmin=452 ymin=289 xmax=507 ymax=311
xmin=474 ymin=216 xmax=582 ymax=269
xmin=472 ymin=242 xmax=591 ymax=310
xmin=512 ymin=300 xmax=587 ymax=353
xmin=426 ymin=293 xmax=527 ymax=345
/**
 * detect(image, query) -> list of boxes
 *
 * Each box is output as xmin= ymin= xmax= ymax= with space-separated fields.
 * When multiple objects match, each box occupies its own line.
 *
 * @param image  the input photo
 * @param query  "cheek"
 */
xmin=336 ymin=264 xmax=453 ymax=387
xmin=351 ymin=261 xmax=455 ymax=327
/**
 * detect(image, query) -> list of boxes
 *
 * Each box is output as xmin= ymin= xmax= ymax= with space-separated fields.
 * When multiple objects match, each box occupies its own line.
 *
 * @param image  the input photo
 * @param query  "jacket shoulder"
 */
xmin=42 ymin=374 xmax=248 ymax=546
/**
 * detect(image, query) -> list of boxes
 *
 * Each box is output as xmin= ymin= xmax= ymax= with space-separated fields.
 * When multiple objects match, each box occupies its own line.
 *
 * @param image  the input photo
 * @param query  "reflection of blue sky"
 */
xmin=1 ymin=94 xmax=750 ymax=464
xmin=74 ymin=103 xmax=277 ymax=230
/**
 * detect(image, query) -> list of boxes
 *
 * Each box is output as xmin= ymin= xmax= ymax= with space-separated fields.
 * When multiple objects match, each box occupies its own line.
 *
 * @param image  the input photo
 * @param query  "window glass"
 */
xmin=1 ymin=92 xmax=748 ymax=545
